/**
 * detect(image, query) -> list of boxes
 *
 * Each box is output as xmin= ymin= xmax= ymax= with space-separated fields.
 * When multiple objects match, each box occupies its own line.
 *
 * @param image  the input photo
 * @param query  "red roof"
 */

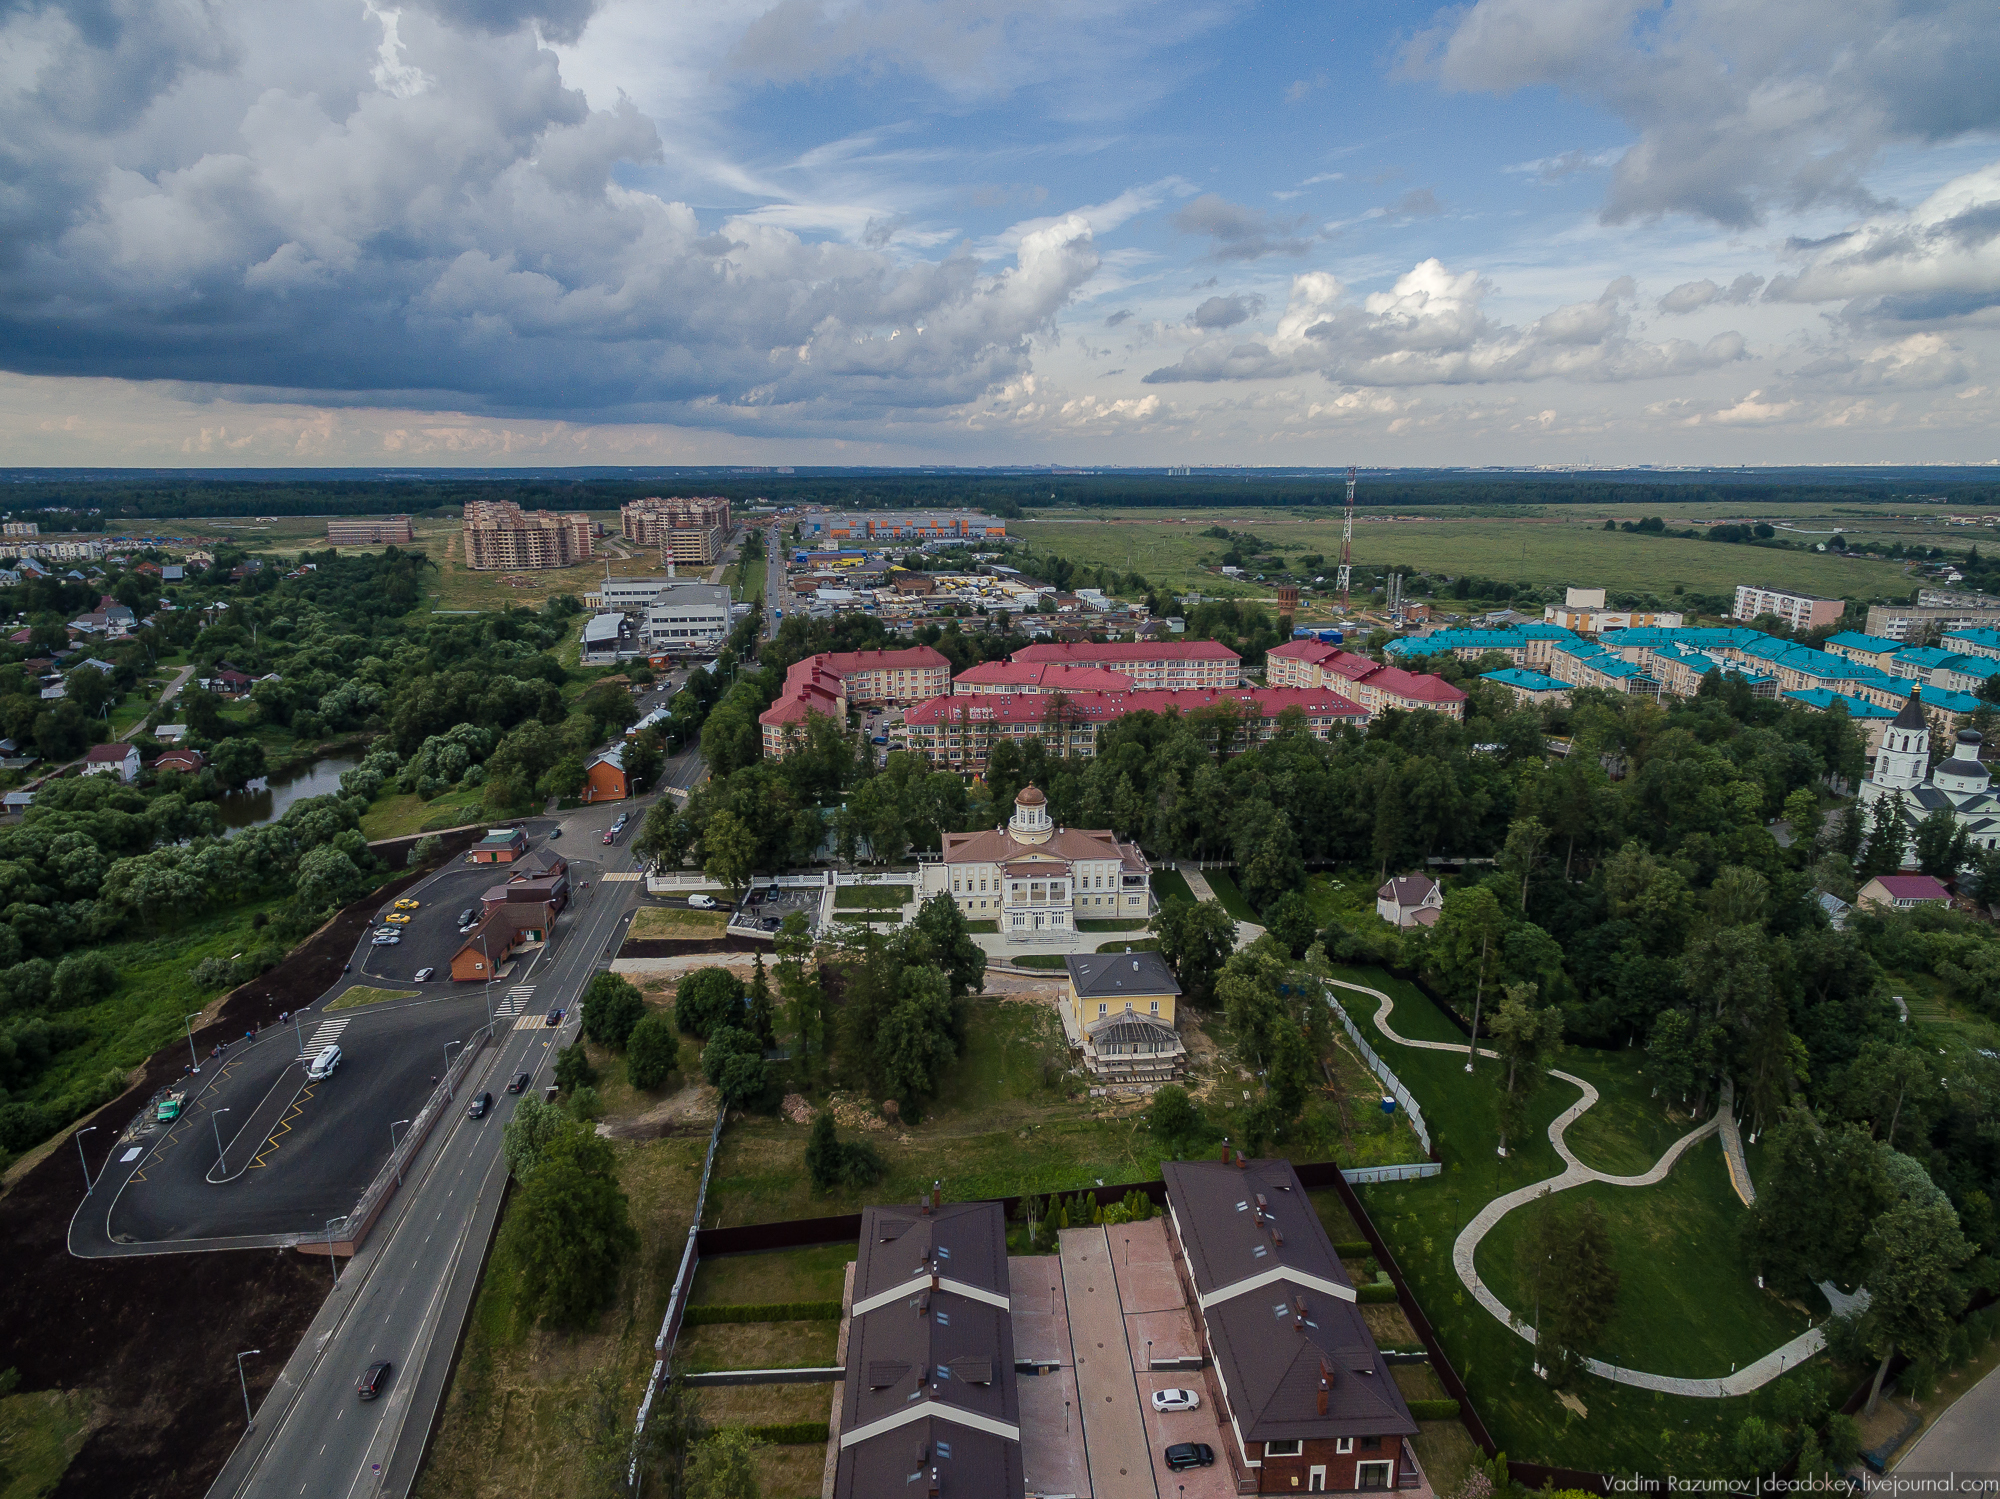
xmin=1362 ymin=666 xmax=1468 ymax=703
xmin=1869 ymin=874 xmax=1950 ymax=901
xmin=906 ymin=686 xmax=1365 ymax=728
xmin=820 ymin=646 xmax=949 ymax=673
xmin=84 ymin=743 xmax=135 ymax=763
xmin=1012 ymin=641 xmax=1239 ymax=665
xmin=953 ymin=661 xmax=1136 ymax=692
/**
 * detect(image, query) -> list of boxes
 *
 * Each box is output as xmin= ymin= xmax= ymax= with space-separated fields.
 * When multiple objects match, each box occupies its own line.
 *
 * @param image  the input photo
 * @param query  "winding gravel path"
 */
xmin=1328 ymin=976 xmax=1839 ymax=1396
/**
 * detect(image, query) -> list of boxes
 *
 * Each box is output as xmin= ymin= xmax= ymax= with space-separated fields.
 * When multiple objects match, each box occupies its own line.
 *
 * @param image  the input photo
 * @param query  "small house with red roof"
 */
xmin=82 ymin=742 xmax=141 ymax=782
xmin=1858 ymin=874 xmax=1951 ymax=912
xmin=151 ymin=747 xmax=206 ymax=776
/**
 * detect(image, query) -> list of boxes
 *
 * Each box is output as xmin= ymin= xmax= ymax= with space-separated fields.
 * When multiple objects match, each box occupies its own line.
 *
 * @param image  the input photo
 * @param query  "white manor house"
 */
xmin=919 ymin=785 xmax=1153 ymax=941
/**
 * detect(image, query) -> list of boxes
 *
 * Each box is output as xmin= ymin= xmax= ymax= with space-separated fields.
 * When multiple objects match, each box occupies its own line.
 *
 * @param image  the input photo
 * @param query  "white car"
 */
xmin=1151 ymin=1389 xmax=1200 ymax=1413
xmin=686 ymin=893 xmax=718 ymax=909
xmin=372 ymin=934 xmax=400 ymax=946
xmin=413 ymin=967 xmax=434 ymax=982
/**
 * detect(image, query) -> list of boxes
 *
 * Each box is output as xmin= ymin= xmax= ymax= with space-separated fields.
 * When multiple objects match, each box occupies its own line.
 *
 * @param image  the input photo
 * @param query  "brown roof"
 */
xmin=834 ymin=1202 xmax=1022 ymax=1499
xmin=1163 ymin=1158 xmax=1416 ymax=1444
xmin=84 ymin=743 xmax=135 ymax=762
xmin=1377 ymin=874 xmax=1438 ymax=908
xmin=1015 ymin=783 xmax=1046 ymax=806
xmin=941 ymin=825 xmax=1141 ymax=870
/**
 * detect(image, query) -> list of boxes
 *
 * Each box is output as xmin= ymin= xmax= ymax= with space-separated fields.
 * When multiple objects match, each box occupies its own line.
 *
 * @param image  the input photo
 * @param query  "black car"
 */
xmin=467 ymin=1092 xmax=493 ymax=1118
xmin=1164 ymin=1444 xmax=1215 ymax=1472
xmin=357 ymin=1361 xmax=392 ymax=1400
xmin=457 ymin=908 xmax=476 ymax=927
xmin=506 ymin=1071 xmax=531 ymax=1094
xmin=544 ymin=1007 xmax=563 ymax=1027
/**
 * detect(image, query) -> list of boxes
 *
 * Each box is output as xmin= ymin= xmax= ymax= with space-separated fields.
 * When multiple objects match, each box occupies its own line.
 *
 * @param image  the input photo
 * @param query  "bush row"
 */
xmin=741 ymin=1421 xmax=830 ymax=1445
xmin=682 ymin=1301 xmax=843 ymax=1325
xmin=1333 ymin=1240 xmax=1373 ymax=1257
xmin=1405 ymin=1398 xmax=1461 ymax=1420
xmin=1356 ymin=1282 xmax=1399 ymax=1303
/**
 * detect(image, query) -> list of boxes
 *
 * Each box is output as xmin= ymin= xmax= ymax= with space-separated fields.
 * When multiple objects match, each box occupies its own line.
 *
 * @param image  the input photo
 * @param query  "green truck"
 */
xmin=156 ymin=1091 xmax=185 ymax=1123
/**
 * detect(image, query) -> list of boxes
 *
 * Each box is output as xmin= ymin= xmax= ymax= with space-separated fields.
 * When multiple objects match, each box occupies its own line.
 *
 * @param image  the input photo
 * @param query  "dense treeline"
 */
xmin=9 ymin=469 xmax=2000 ymax=523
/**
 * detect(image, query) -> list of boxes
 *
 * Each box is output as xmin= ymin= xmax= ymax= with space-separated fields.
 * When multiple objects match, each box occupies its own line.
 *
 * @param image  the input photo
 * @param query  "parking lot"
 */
xmin=728 ymin=883 xmax=820 ymax=936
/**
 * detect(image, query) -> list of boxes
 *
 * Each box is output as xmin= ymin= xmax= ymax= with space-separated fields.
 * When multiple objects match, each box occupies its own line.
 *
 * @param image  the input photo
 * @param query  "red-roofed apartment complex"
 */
xmin=950 ymin=660 xmax=1136 ymax=695
xmin=1267 ymin=639 xmax=1467 ymax=721
xmin=1010 ymin=640 xmax=1241 ymax=689
xmin=905 ymin=686 xmax=1366 ymax=771
xmin=759 ymin=646 xmax=951 ymax=756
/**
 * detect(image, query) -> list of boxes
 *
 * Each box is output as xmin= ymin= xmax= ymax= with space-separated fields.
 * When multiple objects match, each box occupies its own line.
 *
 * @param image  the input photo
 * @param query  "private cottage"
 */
xmin=1375 ymin=875 xmax=1443 ymax=929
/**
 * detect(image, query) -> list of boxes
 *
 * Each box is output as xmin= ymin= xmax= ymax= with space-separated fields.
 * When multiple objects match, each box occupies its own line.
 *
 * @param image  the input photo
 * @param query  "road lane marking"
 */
xmin=251 ymin=1080 xmax=315 ymax=1168
xmin=297 ymin=1018 xmax=350 ymax=1060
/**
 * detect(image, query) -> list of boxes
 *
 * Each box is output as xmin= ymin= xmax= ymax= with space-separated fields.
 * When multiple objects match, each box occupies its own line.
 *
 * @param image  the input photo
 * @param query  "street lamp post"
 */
xmin=211 ymin=1108 xmax=232 ymax=1175
xmin=185 ymin=1012 xmax=203 ymax=1073
xmin=443 ymin=1040 xmax=461 ymax=1099
xmin=390 ymin=1119 xmax=412 ymax=1187
xmin=236 ymin=1349 xmax=260 ymax=1430
xmin=74 ymin=1126 xmax=98 ymax=1192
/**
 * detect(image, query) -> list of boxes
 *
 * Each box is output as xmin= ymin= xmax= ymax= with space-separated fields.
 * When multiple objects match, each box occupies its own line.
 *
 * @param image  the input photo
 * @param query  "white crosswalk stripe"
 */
xmin=297 ymin=1018 xmax=349 ymax=1060
xmin=492 ymin=985 xmax=535 ymax=1017
xmin=600 ymin=872 xmax=641 ymax=882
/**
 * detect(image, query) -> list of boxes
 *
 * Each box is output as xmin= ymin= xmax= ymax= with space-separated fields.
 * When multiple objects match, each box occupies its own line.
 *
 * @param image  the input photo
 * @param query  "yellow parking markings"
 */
xmin=250 ymin=1080 xmax=317 ymax=1168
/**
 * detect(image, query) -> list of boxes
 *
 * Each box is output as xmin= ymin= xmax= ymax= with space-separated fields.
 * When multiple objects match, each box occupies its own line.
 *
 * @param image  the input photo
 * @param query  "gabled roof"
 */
xmin=1377 ymin=874 xmax=1439 ymax=908
xmin=83 ymin=742 xmax=136 ymax=763
xmin=1867 ymin=873 xmax=1950 ymax=901
xmin=1011 ymin=639 xmax=1240 ymax=665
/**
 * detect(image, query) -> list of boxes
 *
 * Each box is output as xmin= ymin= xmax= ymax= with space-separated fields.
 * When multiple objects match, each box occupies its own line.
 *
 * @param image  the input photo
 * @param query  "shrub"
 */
xmin=1333 ymin=1241 xmax=1373 ymax=1257
xmin=52 ymin=950 xmax=118 ymax=1009
xmin=189 ymin=956 xmax=237 ymax=991
xmin=1357 ymin=1282 xmax=1399 ymax=1303
xmin=554 ymin=1041 xmax=597 ymax=1093
xmin=1406 ymin=1398 xmax=1461 ymax=1419
xmin=805 ymin=1111 xmax=885 ymax=1190
xmin=626 ymin=1011 xmax=678 ymax=1091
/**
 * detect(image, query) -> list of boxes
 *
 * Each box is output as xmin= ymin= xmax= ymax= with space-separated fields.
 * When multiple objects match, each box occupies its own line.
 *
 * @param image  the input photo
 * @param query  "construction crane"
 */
xmin=1335 ymin=465 xmax=1356 ymax=611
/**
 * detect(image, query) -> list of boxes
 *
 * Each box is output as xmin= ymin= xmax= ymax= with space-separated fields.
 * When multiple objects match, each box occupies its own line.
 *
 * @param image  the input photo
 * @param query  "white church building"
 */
xmin=1858 ymin=689 xmax=2000 ymax=851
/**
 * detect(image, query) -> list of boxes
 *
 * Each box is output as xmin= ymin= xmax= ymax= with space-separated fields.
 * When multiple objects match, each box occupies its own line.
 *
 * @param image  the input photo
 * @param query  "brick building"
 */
xmin=461 ymin=501 xmax=593 ymax=570
xmin=758 ymin=647 xmax=951 ymax=757
xmin=1163 ymin=1155 xmax=1419 ymax=1493
xmin=325 ymin=516 xmax=414 ymax=546
xmin=1266 ymin=641 xmax=1467 ymax=721
xmin=619 ymin=495 xmax=732 ymax=565
xmin=1009 ymin=640 xmax=1240 ymax=689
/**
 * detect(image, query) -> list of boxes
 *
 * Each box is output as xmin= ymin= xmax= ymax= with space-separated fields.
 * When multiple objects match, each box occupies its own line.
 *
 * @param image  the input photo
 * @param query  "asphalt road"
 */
xmin=205 ymin=796 xmax=649 ymax=1499
xmin=765 ymin=525 xmax=790 ymax=637
xmin=1895 ymin=1360 xmax=2000 ymax=1473
xmin=72 ymin=847 xmax=559 ymax=1253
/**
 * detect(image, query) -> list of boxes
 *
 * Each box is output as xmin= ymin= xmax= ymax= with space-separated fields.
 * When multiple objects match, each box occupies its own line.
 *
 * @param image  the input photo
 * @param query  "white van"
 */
xmin=308 ymin=1045 xmax=342 ymax=1081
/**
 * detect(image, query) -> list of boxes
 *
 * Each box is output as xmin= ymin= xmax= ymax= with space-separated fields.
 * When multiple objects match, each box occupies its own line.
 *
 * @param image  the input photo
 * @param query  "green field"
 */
xmin=1013 ymin=515 xmax=1913 ymax=604
xmin=1327 ymin=964 xmax=1824 ymax=1473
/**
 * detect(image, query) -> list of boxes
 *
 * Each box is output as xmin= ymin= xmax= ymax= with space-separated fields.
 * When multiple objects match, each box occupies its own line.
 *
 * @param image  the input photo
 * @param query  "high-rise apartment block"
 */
xmin=461 ymin=502 xmax=593 ymax=570
xmin=326 ymin=515 xmax=414 ymax=545
xmin=619 ymin=495 xmax=732 ymax=566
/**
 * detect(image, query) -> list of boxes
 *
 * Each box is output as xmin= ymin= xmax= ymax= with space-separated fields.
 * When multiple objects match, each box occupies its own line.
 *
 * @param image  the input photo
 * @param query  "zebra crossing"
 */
xmin=296 ymin=1017 xmax=349 ymax=1060
xmin=494 ymin=985 xmax=535 ymax=1017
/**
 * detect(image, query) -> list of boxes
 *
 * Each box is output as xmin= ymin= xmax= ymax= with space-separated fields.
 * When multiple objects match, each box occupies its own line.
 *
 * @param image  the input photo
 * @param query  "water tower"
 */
xmin=1277 ymin=584 xmax=1299 ymax=616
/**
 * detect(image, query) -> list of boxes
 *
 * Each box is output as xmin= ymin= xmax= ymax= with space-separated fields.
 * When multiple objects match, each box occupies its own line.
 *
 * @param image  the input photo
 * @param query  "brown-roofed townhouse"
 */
xmin=450 ymin=894 xmax=561 ymax=982
xmin=833 ymin=1199 xmax=1024 ymax=1499
xmin=1162 ymin=1156 xmax=1420 ymax=1493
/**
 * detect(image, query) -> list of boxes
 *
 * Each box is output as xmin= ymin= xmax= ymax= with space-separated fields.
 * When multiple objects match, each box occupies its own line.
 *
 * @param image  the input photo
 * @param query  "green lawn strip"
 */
xmin=631 ymin=905 xmax=730 ymax=940
xmin=326 ymin=985 xmax=421 ymax=1011
xmin=675 ymin=1320 xmax=839 ymax=1373
xmin=359 ymin=783 xmax=485 ymax=840
xmin=1150 ymin=867 xmax=1195 ymax=906
xmin=1326 ymin=963 xmax=1814 ymax=1470
xmin=833 ymin=885 xmax=910 ymax=910
xmin=690 ymin=1243 xmax=857 ymax=1306
xmin=1201 ymin=868 xmax=1258 ymax=922
xmin=1078 ymin=918 xmax=1148 ymax=931
xmin=966 ymin=920 xmax=999 ymax=933
xmin=1096 ymin=938 xmax=1159 ymax=954
xmin=1558 ymin=1049 xmax=1706 ymax=1177
xmin=1475 ymin=1143 xmax=1808 ymax=1380
xmin=1007 ymin=954 xmax=1069 ymax=969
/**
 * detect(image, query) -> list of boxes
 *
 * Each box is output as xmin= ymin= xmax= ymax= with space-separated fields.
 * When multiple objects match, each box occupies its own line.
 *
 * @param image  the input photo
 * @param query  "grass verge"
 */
xmin=326 ymin=986 xmax=421 ymax=1012
xmin=1150 ymin=868 xmax=1195 ymax=907
xmin=1201 ymin=868 xmax=1258 ymax=922
xmin=630 ymin=905 xmax=730 ymax=941
xmin=832 ymin=885 xmax=910 ymax=911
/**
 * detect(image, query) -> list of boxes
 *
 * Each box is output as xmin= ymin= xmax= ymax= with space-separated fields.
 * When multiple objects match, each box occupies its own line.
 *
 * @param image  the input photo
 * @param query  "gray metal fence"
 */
xmin=1323 ymin=984 xmax=1434 ymax=1157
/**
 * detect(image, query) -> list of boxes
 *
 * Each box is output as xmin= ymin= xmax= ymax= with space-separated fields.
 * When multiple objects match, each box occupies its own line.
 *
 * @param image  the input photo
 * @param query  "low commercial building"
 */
xmin=467 ymin=827 xmax=530 ymax=864
xmin=1734 ymin=584 xmax=1845 ymax=631
xmin=1061 ymin=949 xmax=1185 ymax=1082
xmin=1162 ymin=1155 xmax=1419 ymax=1493
xmin=832 ymin=1199 xmax=1023 ymax=1499
xmin=583 ymin=744 xmax=629 ymax=801
xmin=642 ymin=584 xmax=732 ymax=652
xmin=480 ymin=874 xmax=568 ymax=920
xmin=325 ymin=516 xmax=414 ymax=546
xmin=461 ymin=501 xmax=593 ymax=570
xmin=807 ymin=511 xmax=1006 ymax=543
xmin=1010 ymin=640 xmax=1240 ymax=689
xmin=450 ymin=900 xmax=556 ymax=982
xmin=903 ymin=686 xmax=1368 ymax=772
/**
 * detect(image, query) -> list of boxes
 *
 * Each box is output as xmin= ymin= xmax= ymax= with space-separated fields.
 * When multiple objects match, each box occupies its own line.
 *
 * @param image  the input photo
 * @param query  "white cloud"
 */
xmin=1143 ymin=259 xmax=1747 ymax=386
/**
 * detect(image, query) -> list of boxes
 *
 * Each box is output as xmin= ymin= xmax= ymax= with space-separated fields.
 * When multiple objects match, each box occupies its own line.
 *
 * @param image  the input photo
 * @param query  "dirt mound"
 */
xmin=597 ymin=1082 xmax=719 ymax=1140
xmin=0 ymin=843 xmax=475 ymax=1499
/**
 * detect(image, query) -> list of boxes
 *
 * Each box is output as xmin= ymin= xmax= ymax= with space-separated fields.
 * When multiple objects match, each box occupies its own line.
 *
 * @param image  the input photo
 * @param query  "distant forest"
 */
xmin=4 ymin=468 xmax=2000 ymax=526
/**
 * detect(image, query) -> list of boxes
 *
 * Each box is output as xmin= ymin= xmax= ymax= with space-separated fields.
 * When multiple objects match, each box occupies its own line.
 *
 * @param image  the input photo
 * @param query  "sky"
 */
xmin=2 ymin=0 xmax=1998 ymax=468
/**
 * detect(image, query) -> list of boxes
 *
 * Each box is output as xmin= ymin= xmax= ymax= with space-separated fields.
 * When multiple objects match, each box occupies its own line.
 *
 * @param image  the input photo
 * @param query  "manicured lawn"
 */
xmin=677 ymin=1320 xmax=838 ymax=1372
xmin=326 ymin=985 xmax=420 ymax=1012
xmin=1096 ymin=937 xmax=1159 ymax=953
xmin=1008 ymin=954 xmax=1069 ymax=969
xmin=631 ymin=905 xmax=730 ymax=940
xmin=1078 ymin=918 xmax=1148 ymax=931
xmin=833 ymin=885 xmax=910 ymax=910
xmin=1325 ymin=964 xmax=1824 ymax=1473
xmin=966 ymin=920 xmax=998 ymax=933
xmin=359 ymin=784 xmax=486 ymax=840
xmin=702 ymin=999 xmax=1174 ymax=1224
xmin=1150 ymin=867 xmax=1195 ymax=906
xmin=1202 ymin=868 xmax=1257 ymax=922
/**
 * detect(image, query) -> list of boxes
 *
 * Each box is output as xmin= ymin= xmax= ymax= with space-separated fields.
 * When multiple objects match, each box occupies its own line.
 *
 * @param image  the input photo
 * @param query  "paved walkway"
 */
xmin=1175 ymin=862 xmax=1264 ymax=950
xmin=1060 ymin=1226 xmax=1159 ymax=1499
xmin=1893 ymin=1358 xmax=2000 ymax=1473
xmin=1718 ymin=1074 xmax=1757 ymax=1206
xmin=1330 ymin=976 xmax=1843 ymax=1398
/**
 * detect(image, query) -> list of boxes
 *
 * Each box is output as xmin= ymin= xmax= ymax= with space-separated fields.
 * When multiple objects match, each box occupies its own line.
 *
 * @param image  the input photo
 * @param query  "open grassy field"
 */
xmin=702 ymin=997 xmax=1174 ymax=1224
xmin=1013 ymin=515 xmax=1913 ymax=603
xmin=1326 ymin=964 xmax=1825 ymax=1473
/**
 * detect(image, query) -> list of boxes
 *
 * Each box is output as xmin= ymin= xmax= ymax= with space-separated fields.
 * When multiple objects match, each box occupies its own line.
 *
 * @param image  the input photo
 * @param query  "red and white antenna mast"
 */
xmin=1335 ymin=465 xmax=1356 ymax=610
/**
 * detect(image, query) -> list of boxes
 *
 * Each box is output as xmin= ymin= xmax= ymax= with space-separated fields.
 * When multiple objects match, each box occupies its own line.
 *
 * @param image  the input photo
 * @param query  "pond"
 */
xmin=218 ymin=754 xmax=361 ymax=831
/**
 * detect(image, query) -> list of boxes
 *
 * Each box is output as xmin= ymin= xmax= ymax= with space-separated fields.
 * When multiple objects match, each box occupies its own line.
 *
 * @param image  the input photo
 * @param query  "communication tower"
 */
xmin=1335 ymin=466 xmax=1356 ymax=610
